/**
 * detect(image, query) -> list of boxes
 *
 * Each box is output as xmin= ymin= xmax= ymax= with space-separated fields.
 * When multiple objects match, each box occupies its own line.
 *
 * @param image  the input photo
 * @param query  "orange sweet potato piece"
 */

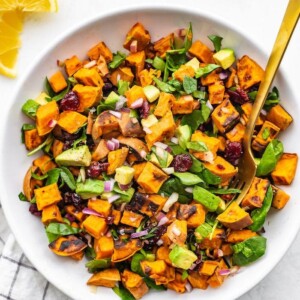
xmin=226 ymin=122 xmax=246 ymax=143
xmin=36 ymin=101 xmax=59 ymax=136
xmin=57 ymin=111 xmax=87 ymax=134
xmin=171 ymin=95 xmax=194 ymax=115
xmin=24 ymin=128 xmax=44 ymax=150
xmin=110 ymin=67 xmax=134 ymax=86
xmin=34 ymin=183 xmax=62 ymax=211
xmin=154 ymin=92 xmax=174 ymax=117
xmin=23 ymin=166 xmax=40 ymax=201
xmin=148 ymin=194 xmax=167 ymax=212
xmin=41 ymin=204 xmax=63 ymax=225
xmin=88 ymin=199 xmax=112 ymax=217
xmin=188 ymin=271 xmax=209 ymax=290
xmin=167 ymin=220 xmax=187 ymax=245
xmin=188 ymin=40 xmax=214 ymax=63
xmin=227 ymin=229 xmax=257 ymax=243
xmin=126 ymin=51 xmax=145 ymax=77
xmin=201 ymin=69 xmax=220 ymax=86
xmin=187 ymin=203 xmax=206 ymax=228
xmin=122 ymin=270 xmax=149 ymax=299
xmin=140 ymin=260 xmax=167 ymax=276
xmin=217 ymin=201 xmax=253 ymax=230
xmin=208 ymin=81 xmax=225 ymax=105
xmin=136 ymin=162 xmax=169 ymax=193
xmin=70 ymin=251 xmax=84 ymax=261
xmin=94 ymin=236 xmax=114 ymax=259
xmin=112 ymin=239 xmax=143 ymax=262
xmin=52 ymin=139 xmax=64 ymax=158
xmin=82 ymin=215 xmax=108 ymax=239
xmin=154 ymin=33 xmax=174 ymax=58
xmin=225 ymin=67 xmax=237 ymax=88
xmin=112 ymin=209 xmax=122 ymax=225
xmin=118 ymin=110 xmax=144 ymax=137
xmin=167 ymin=272 xmax=187 ymax=293
xmin=132 ymin=162 xmax=147 ymax=180
xmin=107 ymin=147 xmax=129 ymax=175
xmin=117 ymin=136 xmax=148 ymax=158
xmin=138 ymin=68 xmax=161 ymax=87
xmin=200 ymin=260 xmax=219 ymax=276
xmin=72 ymin=84 xmax=101 ymax=112
xmin=92 ymin=139 xmax=109 ymax=161
xmin=49 ymin=235 xmax=87 ymax=256
xmin=221 ymin=243 xmax=233 ymax=256
xmin=207 ymin=259 xmax=228 ymax=288
xmin=198 ymin=228 xmax=225 ymax=249
xmin=271 ymin=185 xmax=290 ymax=209
xmin=121 ymin=210 xmax=144 ymax=228
xmin=64 ymin=55 xmax=82 ymax=76
xmin=271 ymin=153 xmax=298 ymax=185
xmin=241 ymin=102 xmax=264 ymax=126
xmin=48 ymin=71 xmax=67 ymax=93
xmin=74 ymin=68 xmax=104 ymax=88
xmin=156 ymin=246 xmax=172 ymax=266
xmin=33 ymin=154 xmax=56 ymax=174
xmin=65 ymin=205 xmax=84 ymax=222
xmin=123 ymin=22 xmax=151 ymax=52
xmin=173 ymin=65 xmax=195 ymax=82
xmin=237 ymin=55 xmax=264 ymax=90
xmin=125 ymin=85 xmax=147 ymax=108
xmin=217 ymin=135 xmax=226 ymax=152
xmin=87 ymin=41 xmax=113 ymax=62
xmin=266 ymin=104 xmax=293 ymax=131
xmin=87 ymin=268 xmax=121 ymax=287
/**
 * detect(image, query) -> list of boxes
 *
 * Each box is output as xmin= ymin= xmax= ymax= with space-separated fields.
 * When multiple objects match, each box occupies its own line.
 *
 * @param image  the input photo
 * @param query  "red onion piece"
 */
xmin=108 ymin=194 xmax=121 ymax=203
xmin=143 ymin=127 xmax=152 ymax=134
xmin=130 ymin=229 xmax=149 ymax=239
xmin=111 ymin=138 xmax=120 ymax=149
xmin=172 ymin=226 xmax=181 ymax=236
xmin=219 ymin=269 xmax=231 ymax=276
xmin=205 ymin=100 xmax=214 ymax=111
xmin=116 ymin=96 xmax=127 ymax=110
xmin=82 ymin=207 xmax=102 ymax=217
xmin=140 ymin=150 xmax=147 ymax=159
xmin=154 ymin=142 xmax=169 ymax=150
xmin=156 ymin=239 xmax=164 ymax=246
xmin=189 ymin=263 xmax=197 ymax=271
xmin=171 ymin=137 xmax=178 ymax=144
xmin=155 ymin=146 xmax=165 ymax=159
xmin=84 ymin=60 xmax=97 ymax=68
xmin=219 ymin=71 xmax=229 ymax=80
xmin=130 ymin=40 xmax=138 ymax=53
xmin=217 ymin=249 xmax=224 ymax=258
xmin=106 ymin=140 xmax=115 ymax=151
xmin=229 ymin=266 xmax=240 ymax=275
xmin=104 ymin=179 xmax=115 ymax=192
xmin=48 ymin=119 xmax=57 ymax=128
xmin=109 ymin=110 xmax=122 ymax=119
xmin=130 ymin=98 xmax=144 ymax=109
xmin=156 ymin=211 xmax=166 ymax=222
xmin=185 ymin=282 xmax=192 ymax=293
xmin=177 ymin=28 xmax=187 ymax=38
xmin=158 ymin=216 xmax=170 ymax=227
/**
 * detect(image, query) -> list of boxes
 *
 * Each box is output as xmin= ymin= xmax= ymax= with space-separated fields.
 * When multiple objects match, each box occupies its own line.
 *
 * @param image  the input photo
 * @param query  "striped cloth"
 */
xmin=0 ymin=204 xmax=70 ymax=300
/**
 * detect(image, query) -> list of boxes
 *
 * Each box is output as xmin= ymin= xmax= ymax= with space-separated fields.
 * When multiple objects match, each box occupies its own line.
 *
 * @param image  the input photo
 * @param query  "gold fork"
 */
xmin=232 ymin=0 xmax=300 ymax=205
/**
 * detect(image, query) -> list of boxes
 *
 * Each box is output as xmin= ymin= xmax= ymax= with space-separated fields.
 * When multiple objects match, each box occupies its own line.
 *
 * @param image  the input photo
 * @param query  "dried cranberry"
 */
xmin=106 ymin=215 xmax=115 ymax=225
xmin=87 ymin=161 xmax=109 ymax=178
xmin=63 ymin=192 xmax=83 ymax=209
xmin=60 ymin=91 xmax=80 ymax=111
xmin=224 ymin=141 xmax=243 ymax=166
xmin=227 ymin=88 xmax=249 ymax=105
xmin=29 ymin=203 xmax=42 ymax=217
xmin=143 ymin=225 xmax=167 ymax=251
xmin=139 ymin=101 xmax=150 ymax=119
xmin=144 ymin=62 xmax=152 ymax=70
xmin=171 ymin=154 xmax=193 ymax=172
xmin=65 ymin=213 xmax=76 ymax=223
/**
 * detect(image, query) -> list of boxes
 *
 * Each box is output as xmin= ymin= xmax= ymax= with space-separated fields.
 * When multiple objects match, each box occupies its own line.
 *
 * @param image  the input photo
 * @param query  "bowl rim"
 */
xmin=0 ymin=3 xmax=298 ymax=300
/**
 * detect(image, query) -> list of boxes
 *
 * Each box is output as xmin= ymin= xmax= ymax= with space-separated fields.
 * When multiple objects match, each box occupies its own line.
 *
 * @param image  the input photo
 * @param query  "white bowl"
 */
xmin=1 ymin=5 xmax=299 ymax=300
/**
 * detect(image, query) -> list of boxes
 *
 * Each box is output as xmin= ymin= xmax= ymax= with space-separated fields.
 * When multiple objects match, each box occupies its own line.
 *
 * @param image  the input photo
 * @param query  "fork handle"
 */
xmin=243 ymin=0 xmax=300 ymax=151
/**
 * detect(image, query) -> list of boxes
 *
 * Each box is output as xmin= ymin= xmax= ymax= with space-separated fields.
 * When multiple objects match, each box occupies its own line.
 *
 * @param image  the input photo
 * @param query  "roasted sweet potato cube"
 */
xmin=225 ymin=67 xmax=237 ymax=88
xmin=226 ymin=122 xmax=245 ymax=143
xmin=241 ymin=177 xmax=270 ymax=209
xmin=65 ymin=205 xmax=84 ymax=222
xmin=136 ymin=162 xmax=168 ymax=193
xmin=70 ymin=251 xmax=84 ymax=261
xmin=227 ymin=229 xmax=257 ymax=243
xmin=167 ymin=272 xmax=187 ymax=293
xmin=198 ymin=228 xmax=225 ymax=249
xmin=217 ymin=135 xmax=226 ymax=152
xmin=207 ymin=263 xmax=226 ymax=288
xmin=252 ymin=120 xmax=280 ymax=152
xmin=167 ymin=220 xmax=187 ymax=245
xmin=203 ymin=156 xmax=237 ymax=185
xmin=33 ymin=154 xmax=56 ymax=174
xmin=92 ymin=111 xmax=119 ymax=141
xmin=92 ymin=139 xmax=109 ymax=161
xmin=110 ymin=67 xmax=134 ymax=86
xmin=57 ymin=111 xmax=87 ymax=134
xmin=64 ymin=55 xmax=82 ymax=76
xmin=141 ymin=260 xmax=167 ymax=276
xmin=221 ymin=243 xmax=233 ymax=256
xmin=148 ymin=194 xmax=167 ymax=212
xmin=112 ymin=239 xmax=142 ymax=262
xmin=94 ymin=236 xmax=114 ymax=259
xmin=112 ymin=209 xmax=122 ymax=225
xmin=82 ymin=215 xmax=108 ymax=239
xmin=24 ymin=128 xmax=44 ymax=151
xmin=87 ymin=268 xmax=121 ymax=287
xmin=200 ymin=260 xmax=219 ymax=276
xmin=172 ymin=95 xmax=194 ymax=115
xmin=217 ymin=202 xmax=253 ymax=230
xmin=126 ymin=50 xmax=145 ymax=77
xmin=153 ymin=33 xmax=174 ymax=58
xmin=118 ymin=110 xmax=144 ymax=137
xmin=208 ymin=81 xmax=225 ymax=105
xmin=132 ymin=162 xmax=147 ymax=180
xmin=187 ymin=203 xmax=206 ymax=228
xmin=271 ymin=153 xmax=298 ymax=185
xmin=173 ymin=65 xmax=195 ymax=82
xmin=156 ymin=246 xmax=172 ymax=265
xmin=125 ymin=85 xmax=147 ymax=108
xmin=188 ymin=40 xmax=214 ymax=63
xmin=188 ymin=271 xmax=209 ymax=290
xmin=74 ymin=68 xmax=104 ymax=88
xmin=154 ymin=92 xmax=174 ymax=117
xmin=41 ymin=204 xmax=63 ymax=225
xmin=73 ymin=84 xmax=101 ymax=112
xmin=121 ymin=210 xmax=144 ymax=228
xmin=122 ymin=270 xmax=149 ymax=299
xmin=34 ymin=183 xmax=62 ymax=211
xmin=201 ymin=69 xmax=220 ymax=86
xmin=88 ymin=199 xmax=112 ymax=217
xmin=107 ymin=147 xmax=129 ymax=175
xmin=36 ymin=101 xmax=59 ymax=136
xmin=272 ymin=185 xmax=290 ymax=209
xmin=237 ymin=55 xmax=264 ymax=90
xmin=48 ymin=71 xmax=67 ymax=93
xmin=49 ymin=235 xmax=87 ymax=256
xmin=211 ymin=99 xmax=240 ymax=133
xmin=52 ymin=139 xmax=64 ymax=158
xmin=266 ymin=104 xmax=293 ymax=131
xmin=87 ymin=41 xmax=113 ymax=62
xmin=241 ymin=102 xmax=264 ymax=126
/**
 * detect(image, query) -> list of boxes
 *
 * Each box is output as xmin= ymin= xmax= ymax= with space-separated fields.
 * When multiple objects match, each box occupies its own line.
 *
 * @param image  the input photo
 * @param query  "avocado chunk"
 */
xmin=176 ymin=125 xmax=191 ymax=150
xmin=150 ymin=147 xmax=173 ymax=168
xmin=213 ymin=48 xmax=235 ymax=70
xmin=169 ymin=245 xmax=197 ymax=270
xmin=55 ymin=145 xmax=91 ymax=167
xmin=141 ymin=114 xmax=158 ymax=128
xmin=105 ymin=91 xmax=119 ymax=105
xmin=185 ymin=57 xmax=200 ymax=72
xmin=76 ymin=179 xmax=104 ymax=199
xmin=216 ymin=198 xmax=226 ymax=214
xmin=115 ymin=166 xmax=135 ymax=185
xmin=143 ymin=85 xmax=160 ymax=102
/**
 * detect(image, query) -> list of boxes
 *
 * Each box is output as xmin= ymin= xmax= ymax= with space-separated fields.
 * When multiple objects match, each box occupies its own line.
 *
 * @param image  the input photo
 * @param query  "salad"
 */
xmin=20 ymin=22 xmax=298 ymax=299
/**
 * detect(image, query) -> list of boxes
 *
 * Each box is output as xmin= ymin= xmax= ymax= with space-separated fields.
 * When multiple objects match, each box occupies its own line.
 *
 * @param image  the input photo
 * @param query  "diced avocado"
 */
xmin=105 ymin=91 xmax=119 ymax=105
xmin=55 ymin=145 xmax=91 ymax=167
xmin=150 ymin=151 xmax=173 ymax=168
xmin=216 ymin=198 xmax=226 ymax=214
xmin=141 ymin=114 xmax=158 ymax=128
xmin=22 ymin=99 xmax=40 ymax=119
xmin=101 ymin=192 xmax=114 ymax=200
xmin=114 ymin=187 xmax=135 ymax=204
xmin=76 ymin=179 xmax=104 ymax=199
xmin=35 ymin=92 xmax=49 ymax=105
xmin=213 ymin=48 xmax=235 ymax=70
xmin=176 ymin=125 xmax=191 ymax=150
xmin=195 ymin=223 xmax=213 ymax=242
xmin=185 ymin=57 xmax=200 ymax=72
xmin=115 ymin=166 xmax=135 ymax=185
xmin=193 ymin=186 xmax=221 ymax=212
xmin=117 ymin=80 xmax=130 ymax=95
xmin=143 ymin=85 xmax=160 ymax=102
xmin=169 ymin=245 xmax=197 ymax=270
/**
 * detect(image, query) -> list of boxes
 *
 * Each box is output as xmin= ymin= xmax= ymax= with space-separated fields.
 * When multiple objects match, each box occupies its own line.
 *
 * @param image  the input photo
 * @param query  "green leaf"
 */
xmin=199 ymin=169 xmax=221 ymax=185
xmin=262 ymin=128 xmax=270 ymax=140
xmin=60 ymin=167 xmax=76 ymax=190
xmin=152 ymin=76 xmax=176 ymax=93
xmin=31 ymin=172 xmax=48 ymax=180
xmin=51 ymin=81 xmax=71 ymax=101
xmin=73 ymin=128 xmax=87 ymax=148
xmin=167 ymin=79 xmax=182 ymax=91
xmin=96 ymin=103 xmax=115 ymax=115
xmin=208 ymin=188 xmax=241 ymax=194
xmin=22 ymin=100 xmax=40 ymax=119
xmin=46 ymin=168 xmax=61 ymax=185
xmin=152 ymin=56 xmax=166 ymax=71
xmin=144 ymin=277 xmax=166 ymax=290
xmin=113 ymin=285 xmax=135 ymax=300
xmin=183 ymin=22 xmax=193 ymax=52
xmin=27 ymin=135 xmax=54 ymax=156
xmin=208 ymin=35 xmax=223 ymax=52
xmin=173 ymin=172 xmax=203 ymax=186
xmin=165 ymin=51 xmax=187 ymax=71
xmin=195 ymin=222 xmax=213 ymax=242
xmin=118 ymin=80 xmax=130 ymax=95
xmin=195 ymin=64 xmax=220 ymax=78
xmin=85 ymin=259 xmax=111 ymax=273
xmin=193 ymin=186 xmax=221 ymax=211
xmin=85 ymin=247 xmax=96 ymax=260
xmin=152 ymin=146 xmax=169 ymax=168
xmin=200 ymin=101 xmax=211 ymax=122
xmin=44 ymin=77 xmax=56 ymax=97
xmin=22 ymin=124 xmax=36 ymax=131
xmin=264 ymin=86 xmax=280 ymax=110
xmin=45 ymin=223 xmax=81 ymax=243
xmin=18 ymin=192 xmax=28 ymax=202
xmin=131 ymin=253 xmax=145 ymax=276
xmin=183 ymin=76 xmax=197 ymax=94
xmin=109 ymin=51 xmax=126 ymax=69
xmin=187 ymin=141 xmax=208 ymax=152
xmin=181 ymin=110 xmax=204 ymax=132
xmin=159 ymin=178 xmax=191 ymax=203
xmin=192 ymin=90 xmax=207 ymax=100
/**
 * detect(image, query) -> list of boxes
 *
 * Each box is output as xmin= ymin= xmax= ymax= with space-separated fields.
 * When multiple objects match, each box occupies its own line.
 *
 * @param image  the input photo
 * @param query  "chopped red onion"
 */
xmin=156 ymin=239 xmax=164 ymax=246
xmin=111 ymin=138 xmax=120 ymax=149
xmin=154 ymin=142 xmax=169 ymax=150
xmin=84 ymin=60 xmax=97 ymax=68
xmin=106 ymin=140 xmax=116 ymax=151
xmin=130 ymin=98 xmax=144 ymax=108
xmin=131 ymin=229 xmax=149 ymax=239
xmin=205 ymin=100 xmax=214 ymax=111
xmin=116 ymin=74 xmax=121 ymax=82
xmin=131 ymin=117 xmax=138 ymax=124
xmin=115 ymin=96 xmax=127 ymax=110
xmin=143 ymin=127 xmax=152 ymax=134
xmin=84 ymin=234 xmax=93 ymax=248
xmin=185 ymin=187 xmax=194 ymax=193
xmin=108 ymin=194 xmax=120 ymax=203
xmin=140 ymin=150 xmax=147 ymax=159
xmin=104 ymin=179 xmax=115 ymax=192
xmin=156 ymin=211 xmax=166 ymax=222
xmin=185 ymin=282 xmax=192 ymax=293
xmin=48 ymin=119 xmax=57 ymax=128
xmin=172 ymin=226 xmax=181 ymax=236
xmin=217 ymin=249 xmax=224 ymax=258
xmin=261 ymin=109 xmax=267 ymax=116
xmin=109 ymin=110 xmax=122 ymax=119
xmin=219 ymin=71 xmax=229 ymax=80
xmin=183 ymin=95 xmax=193 ymax=101
xmin=106 ymin=231 xmax=112 ymax=238
xmin=158 ymin=216 xmax=169 ymax=227
xmin=219 ymin=269 xmax=231 ymax=276
xmin=155 ymin=146 xmax=165 ymax=159
xmin=130 ymin=40 xmax=138 ymax=53
xmin=189 ymin=263 xmax=197 ymax=271
xmin=229 ymin=266 xmax=240 ymax=275
xmin=162 ymin=167 xmax=175 ymax=175
xmin=171 ymin=137 xmax=179 ymax=144
xmin=162 ymin=192 xmax=179 ymax=212
xmin=82 ymin=207 xmax=102 ymax=217
xmin=120 ymin=202 xmax=126 ymax=212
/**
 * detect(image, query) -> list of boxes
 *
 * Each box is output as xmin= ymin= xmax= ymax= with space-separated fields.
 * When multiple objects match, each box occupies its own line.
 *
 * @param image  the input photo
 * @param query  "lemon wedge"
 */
xmin=0 ymin=0 xmax=58 ymax=12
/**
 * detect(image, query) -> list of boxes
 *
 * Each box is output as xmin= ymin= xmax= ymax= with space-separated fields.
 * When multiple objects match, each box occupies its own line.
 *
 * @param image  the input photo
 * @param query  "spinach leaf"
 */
xmin=113 ymin=187 xmax=135 ymax=204
xmin=44 ymin=77 xmax=56 ymax=97
xmin=166 ymin=52 xmax=187 ymax=71
xmin=248 ymin=186 xmax=273 ymax=232
xmin=199 ymin=169 xmax=221 ymax=185
xmin=195 ymin=223 xmax=213 ymax=242
xmin=18 ymin=192 xmax=28 ymax=202
xmin=27 ymin=135 xmax=53 ymax=156
xmin=152 ymin=76 xmax=176 ymax=93
xmin=85 ymin=247 xmax=96 ymax=260
xmin=192 ymin=90 xmax=207 ymax=100
xmin=181 ymin=110 xmax=203 ymax=132
xmin=113 ymin=285 xmax=135 ymax=300
xmin=187 ymin=141 xmax=208 ymax=152
xmin=183 ymin=76 xmax=197 ymax=94
xmin=152 ymin=56 xmax=166 ymax=71
xmin=51 ymin=81 xmax=71 ymax=101
xmin=183 ymin=22 xmax=193 ymax=52
xmin=118 ymin=80 xmax=130 ymax=95
xmin=232 ymin=236 xmax=267 ymax=266
xmin=152 ymin=147 xmax=169 ymax=168
xmin=193 ymin=186 xmax=221 ymax=212
xmin=173 ymin=172 xmax=203 ymax=185
xmin=200 ymin=100 xmax=211 ymax=122
xmin=256 ymin=139 xmax=283 ymax=176
xmin=45 ymin=223 xmax=82 ymax=243
xmin=21 ymin=124 xmax=36 ymax=143
xmin=159 ymin=178 xmax=190 ymax=203
xmin=167 ymin=79 xmax=182 ymax=91
xmin=85 ymin=259 xmax=111 ymax=273
xmin=208 ymin=187 xmax=241 ymax=194
xmin=60 ymin=167 xmax=76 ymax=190
xmin=22 ymin=100 xmax=40 ymax=119
xmin=195 ymin=64 xmax=220 ymax=78
xmin=109 ymin=51 xmax=126 ymax=69
xmin=46 ymin=168 xmax=60 ymax=185
xmin=131 ymin=253 xmax=145 ymax=276
xmin=264 ymin=86 xmax=280 ymax=110
xmin=97 ymin=103 xmax=115 ymax=115
xmin=31 ymin=172 xmax=48 ymax=180
xmin=144 ymin=277 xmax=166 ymax=290
xmin=208 ymin=35 xmax=223 ymax=52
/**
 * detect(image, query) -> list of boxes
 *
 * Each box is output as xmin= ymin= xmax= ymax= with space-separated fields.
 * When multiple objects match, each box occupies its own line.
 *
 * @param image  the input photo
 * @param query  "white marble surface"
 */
xmin=0 ymin=0 xmax=299 ymax=299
